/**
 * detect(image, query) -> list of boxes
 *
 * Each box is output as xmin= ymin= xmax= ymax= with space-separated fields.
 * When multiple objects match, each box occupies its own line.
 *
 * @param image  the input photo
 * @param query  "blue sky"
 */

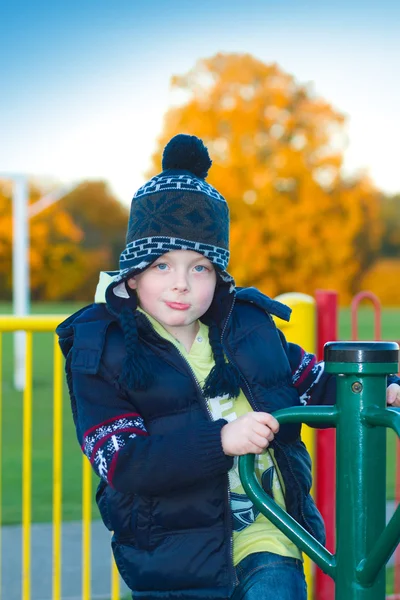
xmin=1 ymin=0 xmax=399 ymax=204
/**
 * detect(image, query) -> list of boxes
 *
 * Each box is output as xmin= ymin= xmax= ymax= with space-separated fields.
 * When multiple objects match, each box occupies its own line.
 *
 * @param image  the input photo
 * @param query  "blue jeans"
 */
xmin=231 ymin=551 xmax=307 ymax=600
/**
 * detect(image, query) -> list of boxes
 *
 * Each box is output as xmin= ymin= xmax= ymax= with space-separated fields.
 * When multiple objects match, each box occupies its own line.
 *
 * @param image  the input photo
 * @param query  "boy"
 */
xmin=57 ymin=134 xmax=400 ymax=600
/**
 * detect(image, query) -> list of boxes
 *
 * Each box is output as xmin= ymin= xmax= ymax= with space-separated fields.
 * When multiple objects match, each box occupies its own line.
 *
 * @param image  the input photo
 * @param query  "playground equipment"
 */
xmin=239 ymin=341 xmax=400 ymax=600
xmin=313 ymin=289 xmax=400 ymax=600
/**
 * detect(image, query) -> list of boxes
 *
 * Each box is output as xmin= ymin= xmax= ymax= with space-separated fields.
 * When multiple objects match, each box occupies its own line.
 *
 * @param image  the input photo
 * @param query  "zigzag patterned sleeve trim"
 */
xmin=291 ymin=348 xmax=324 ymax=405
xmin=82 ymin=413 xmax=148 ymax=484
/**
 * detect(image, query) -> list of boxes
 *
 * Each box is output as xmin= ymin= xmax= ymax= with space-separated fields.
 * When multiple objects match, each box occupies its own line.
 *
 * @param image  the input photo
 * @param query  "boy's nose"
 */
xmin=173 ymin=282 xmax=189 ymax=292
xmin=172 ymin=274 xmax=190 ymax=292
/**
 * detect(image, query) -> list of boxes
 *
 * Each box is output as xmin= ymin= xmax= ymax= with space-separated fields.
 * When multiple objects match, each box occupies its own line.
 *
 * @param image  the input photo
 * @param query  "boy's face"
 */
xmin=127 ymin=250 xmax=217 ymax=333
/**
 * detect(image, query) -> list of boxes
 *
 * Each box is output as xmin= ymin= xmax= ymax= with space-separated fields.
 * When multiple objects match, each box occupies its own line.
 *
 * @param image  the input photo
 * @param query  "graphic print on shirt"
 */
xmin=208 ymin=394 xmax=281 ymax=533
xmin=231 ymin=465 xmax=275 ymax=531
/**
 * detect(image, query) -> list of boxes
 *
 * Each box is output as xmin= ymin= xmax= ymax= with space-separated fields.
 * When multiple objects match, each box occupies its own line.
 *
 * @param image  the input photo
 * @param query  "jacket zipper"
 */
xmin=140 ymin=311 xmax=238 ymax=590
xmin=221 ymin=303 xmax=317 ymax=541
xmin=170 ymin=343 xmax=238 ymax=589
xmin=222 ymin=301 xmax=280 ymax=580
xmin=220 ymin=297 xmax=239 ymax=588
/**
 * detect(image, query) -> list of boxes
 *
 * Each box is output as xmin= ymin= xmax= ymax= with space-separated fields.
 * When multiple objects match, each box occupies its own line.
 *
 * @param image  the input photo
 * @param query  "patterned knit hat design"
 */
xmin=117 ymin=134 xmax=230 ymax=280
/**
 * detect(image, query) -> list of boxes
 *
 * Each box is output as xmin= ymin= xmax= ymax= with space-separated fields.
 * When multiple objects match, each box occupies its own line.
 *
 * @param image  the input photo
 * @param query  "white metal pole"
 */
xmin=28 ymin=181 xmax=78 ymax=218
xmin=12 ymin=176 xmax=29 ymax=391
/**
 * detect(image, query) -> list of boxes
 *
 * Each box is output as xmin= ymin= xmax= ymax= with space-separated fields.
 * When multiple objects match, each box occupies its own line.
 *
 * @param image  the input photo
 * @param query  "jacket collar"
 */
xmin=235 ymin=287 xmax=292 ymax=321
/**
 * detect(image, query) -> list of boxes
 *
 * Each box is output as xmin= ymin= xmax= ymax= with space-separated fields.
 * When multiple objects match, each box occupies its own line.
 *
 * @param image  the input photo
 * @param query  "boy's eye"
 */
xmin=153 ymin=263 xmax=209 ymax=272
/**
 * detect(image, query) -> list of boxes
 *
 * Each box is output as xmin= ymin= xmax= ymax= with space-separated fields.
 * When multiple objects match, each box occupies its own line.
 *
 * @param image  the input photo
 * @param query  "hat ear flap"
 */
xmin=119 ymin=307 xmax=154 ymax=390
xmin=203 ymin=321 xmax=241 ymax=400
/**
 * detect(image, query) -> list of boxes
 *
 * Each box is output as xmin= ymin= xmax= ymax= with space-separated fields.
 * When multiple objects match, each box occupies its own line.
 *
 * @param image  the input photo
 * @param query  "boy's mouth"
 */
xmin=165 ymin=302 xmax=191 ymax=311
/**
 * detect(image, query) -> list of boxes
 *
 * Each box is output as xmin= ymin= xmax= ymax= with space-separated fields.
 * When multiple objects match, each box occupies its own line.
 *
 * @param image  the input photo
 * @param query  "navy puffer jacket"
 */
xmin=57 ymin=280 xmax=333 ymax=599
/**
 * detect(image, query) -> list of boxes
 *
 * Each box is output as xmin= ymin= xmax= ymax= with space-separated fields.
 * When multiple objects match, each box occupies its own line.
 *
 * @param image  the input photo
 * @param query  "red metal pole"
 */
xmin=351 ymin=291 xmax=381 ymax=341
xmin=315 ymin=290 xmax=338 ymax=600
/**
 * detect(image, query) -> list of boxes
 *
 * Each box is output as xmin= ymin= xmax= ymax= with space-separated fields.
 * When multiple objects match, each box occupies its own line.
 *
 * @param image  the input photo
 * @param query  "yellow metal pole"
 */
xmin=274 ymin=293 xmax=316 ymax=352
xmin=22 ymin=332 xmax=33 ymax=600
xmin=0 ymin=317 xmax=68 ymax=600
xmin=52 ymin=338 xmax=63 ymax=600
xmin=111 ymin=553 xmax=120 ymax=600
xmin=274 ymin=293 xmax=316 ymax=600
xmin=0 ymin=316 xmax=69 ymax=332
xmin=82 ymin=457 xmax=92 ymax=600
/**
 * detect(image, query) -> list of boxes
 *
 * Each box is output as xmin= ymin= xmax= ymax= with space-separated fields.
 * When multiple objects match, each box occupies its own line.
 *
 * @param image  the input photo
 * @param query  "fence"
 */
xmin=0 ymin=316 xmax=123 ymax=600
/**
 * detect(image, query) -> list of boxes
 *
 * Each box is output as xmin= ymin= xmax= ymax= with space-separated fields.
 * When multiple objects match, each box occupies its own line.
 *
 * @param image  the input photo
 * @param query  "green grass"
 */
xmin=339 ymin=305 xmax=400 ymax=342
xmin=0 ymin=303 xmax=399 ymax=526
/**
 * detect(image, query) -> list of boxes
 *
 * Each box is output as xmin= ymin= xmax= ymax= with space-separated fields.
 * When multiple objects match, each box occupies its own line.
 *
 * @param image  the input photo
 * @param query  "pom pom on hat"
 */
xmin=162 ymin=134 xmax=212 ymax=179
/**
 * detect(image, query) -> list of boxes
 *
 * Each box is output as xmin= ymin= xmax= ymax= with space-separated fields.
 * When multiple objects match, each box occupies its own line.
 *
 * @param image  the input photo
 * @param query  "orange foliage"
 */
xmin=149 ymin=53 xmax=382 ymax=300
xmin=0 ymin=185 xmax=13 ymax=292
xmin=360 ymin=259 xmax=400 ymax=306
xmin=0 ymin=179 xmax=128 ymax=301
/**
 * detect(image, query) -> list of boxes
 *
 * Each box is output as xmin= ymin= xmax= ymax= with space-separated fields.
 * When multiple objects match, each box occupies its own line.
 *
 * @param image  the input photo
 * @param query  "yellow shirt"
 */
xmin=137 ymin=308 xmax=301 ymax=565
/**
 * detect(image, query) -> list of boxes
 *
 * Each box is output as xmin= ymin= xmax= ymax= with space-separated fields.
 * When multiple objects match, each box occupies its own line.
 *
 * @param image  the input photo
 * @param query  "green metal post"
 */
xmin=238 ymin=341 xmax=400 ymax=600
xmin=325 ymin=342 xmax=398 ymax=599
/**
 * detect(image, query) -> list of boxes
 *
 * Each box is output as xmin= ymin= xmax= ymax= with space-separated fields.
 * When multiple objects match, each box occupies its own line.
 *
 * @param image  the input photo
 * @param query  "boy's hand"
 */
xmin=221 ymin=412 xmax=279 ymax=456
xmin=387 ymin=383 xmax=400 ymax=407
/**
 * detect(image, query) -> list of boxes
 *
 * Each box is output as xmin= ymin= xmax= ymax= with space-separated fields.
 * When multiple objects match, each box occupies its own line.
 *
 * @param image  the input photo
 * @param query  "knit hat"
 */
xmin=115 ymin=133 xmax=232 ymax=283
xmin=108 ymin=134 xmax=240 ymax=399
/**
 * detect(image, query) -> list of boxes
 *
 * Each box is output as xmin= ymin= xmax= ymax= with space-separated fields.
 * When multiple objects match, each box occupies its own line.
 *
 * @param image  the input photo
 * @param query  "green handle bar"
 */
xmin=238 ymin=406 xmax=338 ymax=579
xmin=238 ymin=404 xmax=400 ymax=583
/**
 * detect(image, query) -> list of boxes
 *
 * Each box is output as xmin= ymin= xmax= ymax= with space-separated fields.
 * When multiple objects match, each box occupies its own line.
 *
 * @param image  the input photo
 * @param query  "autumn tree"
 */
xmin=56 ymin=181 xmax=129 ymax=299
xmin=148 ymin=53 xmax=381 ymax=300
xmin=0 ymin=179 xmax=128 ymax=301
xmin=0 ymin=180 xmax=84 ymax=301
xmin=31 ymin=180 xmax=129 ymax=301
xmin=61 ymin=181 xmax=128 ymax=260
xmin=0 ymin=182 xmax=13 ymax=299
xmin=380 ymin=193 xmax=400 ymax=258
xmin=357 ymin=192 xmax=400 ymax=305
